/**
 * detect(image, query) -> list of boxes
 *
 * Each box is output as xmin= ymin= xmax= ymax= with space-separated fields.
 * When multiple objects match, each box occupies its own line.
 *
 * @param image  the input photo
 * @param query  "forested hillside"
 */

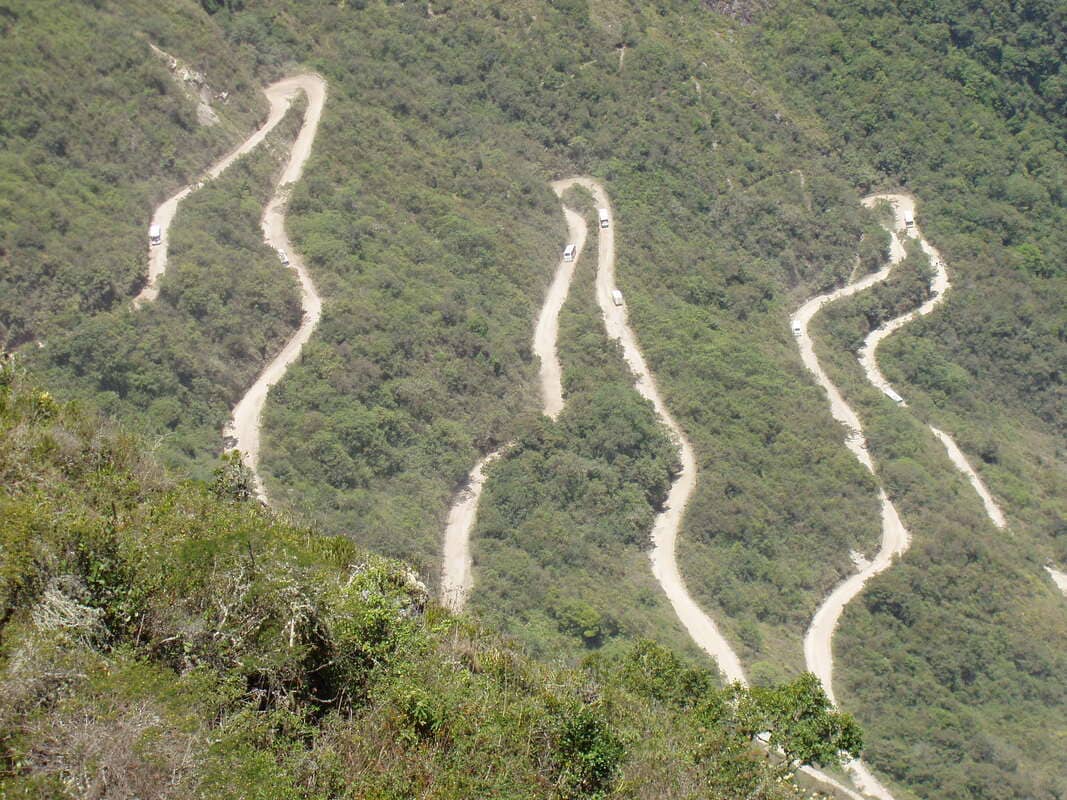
xmin=746 ymin=4 xmax=1067 ymax=796
xmin=0 ymin=362 xmax=864 ymax=798
xmin=1 ymin=1 xmax=1064 ymax=798
xmin=0 ymin=0 xmax=264 ymax=347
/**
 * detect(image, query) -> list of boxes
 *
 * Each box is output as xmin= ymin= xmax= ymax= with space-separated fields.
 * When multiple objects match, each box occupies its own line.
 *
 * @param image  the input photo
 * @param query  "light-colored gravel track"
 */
xmin=223 ymin=76 xmax=327 ymax=503
xmin=135 ymin=78 xmax=313 ymax=306
xmin=136 ymin=70 xmax=327 ymax=503
xmin=440 ymin=452 xmax=503 ymax=612
xmin=556 ymin=177 xmax=747 ymax=684
xmin=794 ymin=192 xmax=1012 ymax=800
xmin=859 ymin=194 xmax=1006 ymax=531
xmin=791 ymin=199 xmax=911 ymax=800
xmin=439 ymin=181 xmax=588 ymax=611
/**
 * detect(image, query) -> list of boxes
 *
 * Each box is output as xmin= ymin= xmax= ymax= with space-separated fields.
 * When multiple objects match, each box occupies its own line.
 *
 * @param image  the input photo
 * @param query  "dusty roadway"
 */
xmin=793 ymin=193 xmax=1012 ymax=800
xmin=554 ymin=177 xmax=749 ymax=685
xmin=224 ymin=76 xmax=327 ymax=502
xmin=565 ymin=177 xmax=865 ymax=800
xmin=791 ymin=197 xmax=913 ymax=800
xmin=859 ymin=194 xmax=1006 ymax=530
xmin=135 ymin=77 xmax=319 ymax=306
xmin=439 ymin=180 xmax=587 ymax=611
xmin=136 ymin=72 xmax=327 ymax=503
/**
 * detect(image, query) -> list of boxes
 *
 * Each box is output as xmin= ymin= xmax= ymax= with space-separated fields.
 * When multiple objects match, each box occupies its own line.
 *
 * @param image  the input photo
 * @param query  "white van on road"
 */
xmin=563 ymin=244 xmax=577 ymax=262
xmin=611 ymin=289 xmax=624 ymax=307
xmin=598 ymin=208 xmax=610 ymax=228
xmin=149 ymin=224 xmax=162 ymax=246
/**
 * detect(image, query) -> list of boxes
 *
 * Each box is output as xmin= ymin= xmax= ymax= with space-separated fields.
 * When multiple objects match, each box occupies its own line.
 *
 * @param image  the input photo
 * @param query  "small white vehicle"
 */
xmin=884 ymin=387 xmax=904 ymax=404
xmin=598 ymin=208 xmax=610 ymax=228
xmin=792 ymin=322 xmax=802 ymax=336
xmin=611 ymin=289 xmax=624 ymax=307
xmin=149 ymin=224 xmax=162 ymax=246
xmin=904 ymin=213 xmax=915 ymax=229
xmin=277 ymin=249 xmax=289 ymax=265
xmin=563 ymin=244 xmax=577 ymax=262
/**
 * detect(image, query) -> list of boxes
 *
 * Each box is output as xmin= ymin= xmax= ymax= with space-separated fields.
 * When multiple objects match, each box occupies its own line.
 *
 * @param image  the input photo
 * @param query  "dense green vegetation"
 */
xmin=1 ymin=2 xmax=1063 ymax=797
xmin=810 ymin=242 xmax=1067 ymax=798
xmin=0 ymin=362 xmax=864 ymax=798
xmin=469 ymin=201 xmax=696 ymax=662
xmin=31 ymin=103 xmax=304 ymax=480
xmin=0 ymin=0 xmax=264 ymax=347
xmin=219 ymin=1 xmax=885 ymax=684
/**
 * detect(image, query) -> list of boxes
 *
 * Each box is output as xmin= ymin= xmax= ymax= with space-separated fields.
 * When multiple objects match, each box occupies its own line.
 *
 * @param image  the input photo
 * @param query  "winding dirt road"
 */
xmin=224 ymin=76 xmax=326 ymax=503
xmin=859 ymin=194 xmax=1006 ymax=531
xmin=137 ymin=72 xmax=327 ymax=502
xmin=555 ymin=177 xmax=749 ymax=685
xmin=438 ymin=176 xmax=870 ymax=799
xmin=794 ymin=193 xmax=1012 ymax=800
xmin=135 ymin=78 xmax=318 ymax=306
xmin=439 ymin=180 xmax=588 ymax=612
xmin=565 ymin=178 xmax=867 ymax=800
xmin=791 ymin=198 xmax=913 ymax=800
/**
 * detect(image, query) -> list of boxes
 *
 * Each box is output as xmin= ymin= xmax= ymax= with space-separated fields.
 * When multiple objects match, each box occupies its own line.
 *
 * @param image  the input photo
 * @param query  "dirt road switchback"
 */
xmin=439 ymin=182 xmax=590 ymax=611
xmin=223 ymin=75 xmax=327 ymax=502
xmin=554 ymin=177 xmax=747 ymax=685
xmin=860 ymin=194 xmax=1007 ymax=531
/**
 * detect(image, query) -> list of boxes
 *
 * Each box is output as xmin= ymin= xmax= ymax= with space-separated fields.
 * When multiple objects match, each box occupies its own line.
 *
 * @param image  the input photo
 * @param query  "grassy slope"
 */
xmin=0 ymin=363 xmax=856 ymax=800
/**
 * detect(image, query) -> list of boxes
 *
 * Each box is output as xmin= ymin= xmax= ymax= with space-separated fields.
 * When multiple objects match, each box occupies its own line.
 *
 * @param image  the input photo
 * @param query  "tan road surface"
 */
xmin=791 ymin=196 xmax=917 ymax=800
xmin=795 ymin=193 xmax=1012 ymax=800
xmin=440 ymin=175 xmax=871 ymax=798
xmin=440 ymin=452 xmax=503 ymax=611
xmin=439 ymin=181 xmax=589 ymax=611
xmin=554 ymin=177 xmax=748 ymax=685
xmin=1047 ymin=566 xmax=1067 ymax=597
xmin=860 ymin=194 xmax=1007 ymax=530
xmin=135 ymin=78 xmax=313 ymax=306
xmin=136 ymin=73 xmax=327 ymax=504
xmin=224 ymin=75 xmax=327 ymax=503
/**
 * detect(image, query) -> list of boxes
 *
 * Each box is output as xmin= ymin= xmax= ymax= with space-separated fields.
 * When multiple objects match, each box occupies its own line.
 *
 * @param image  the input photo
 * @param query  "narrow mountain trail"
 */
xmin=563 ymin=178 xmax=867 ymax=800
xmin=137 ymin=73 xmax=327 ymax=502
xmin=439 ymin=176 xmax=868 ymax=799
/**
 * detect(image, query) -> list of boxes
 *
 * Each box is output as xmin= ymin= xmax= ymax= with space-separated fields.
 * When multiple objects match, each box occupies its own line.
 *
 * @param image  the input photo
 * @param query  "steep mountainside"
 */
xmin=0 ymin=362 xmax=862 ymax=798
xmin=0 ymin=2 xmax=1063 ymax=798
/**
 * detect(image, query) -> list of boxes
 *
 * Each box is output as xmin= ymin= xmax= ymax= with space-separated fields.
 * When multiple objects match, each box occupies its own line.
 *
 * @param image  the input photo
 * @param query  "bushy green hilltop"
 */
xmin=1 ymin=1 xmax=1064 ymax=798
xmin=0 ymin=362 xmax=862 ymax=798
